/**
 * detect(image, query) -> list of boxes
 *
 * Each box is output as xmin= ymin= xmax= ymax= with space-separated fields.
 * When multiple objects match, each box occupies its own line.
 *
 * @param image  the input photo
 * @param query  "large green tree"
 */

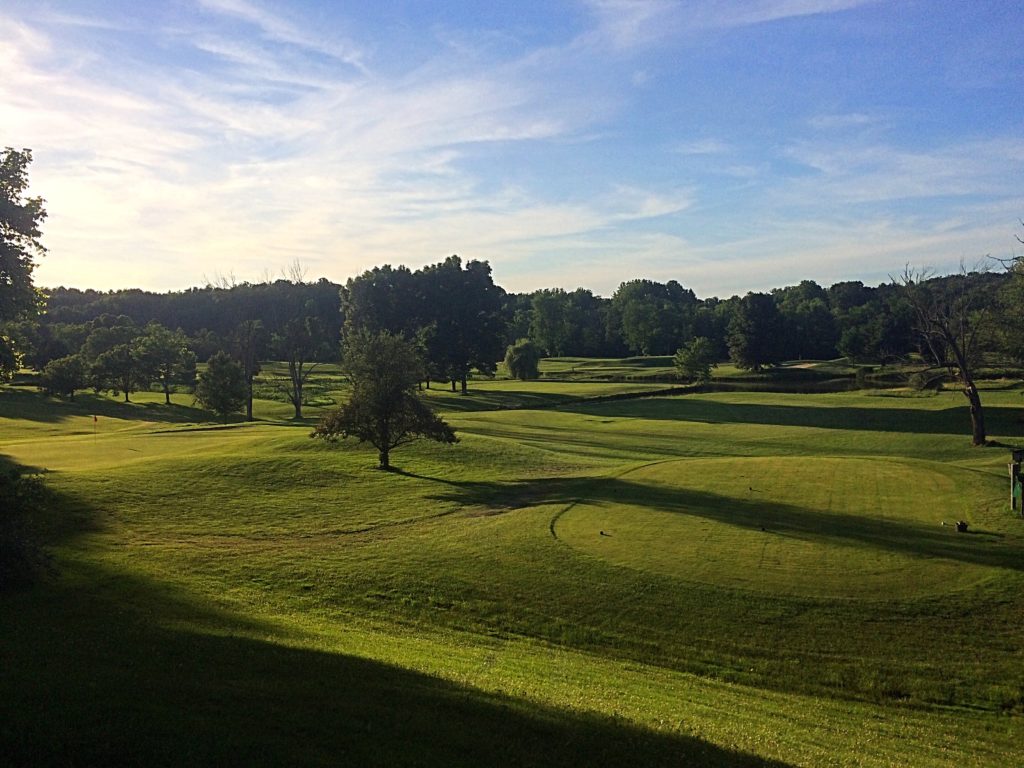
xmin=773 ymin=281 xmax=838 ymax=360
xmin=90 ymin=344 xmax=149 ymax=402
xmin=136 ymin=322 xmax=195 ymax=404
xmin=342 ymin=256 xmax=507 ymax=394
xmin=0 ymin=148 xmax=46 ymax=379
xmin=416 ymin=256 xmax=506 ymax=393
xmin=39 ymin=354 xmax=87 ymax=400
xmin=727 ymin=292 xmax=784 ymax=371
xmin=610 ymin=279 xmax=697 ymax=355
xmin=312 ymin=330 xmax=456 ymax=470
xmin=530 ymin=288 xmax=570 ymax=356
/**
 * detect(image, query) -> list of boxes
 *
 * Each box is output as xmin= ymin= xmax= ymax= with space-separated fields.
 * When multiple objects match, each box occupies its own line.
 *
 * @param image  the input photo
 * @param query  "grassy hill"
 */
xmin=1 ymin=364 xmax=1023 ymax=766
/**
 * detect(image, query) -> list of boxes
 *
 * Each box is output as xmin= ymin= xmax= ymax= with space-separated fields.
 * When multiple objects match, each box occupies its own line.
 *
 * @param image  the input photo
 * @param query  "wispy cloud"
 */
xmin=580 ymin=0 xmax=878 ymax=46
xmin=782 ymin=137 xmax=1024 ymax=204
xmin=196 ymin=0 xmax=367 ymax=72
xmin=4 ymin=6 xmax=685 ymax=292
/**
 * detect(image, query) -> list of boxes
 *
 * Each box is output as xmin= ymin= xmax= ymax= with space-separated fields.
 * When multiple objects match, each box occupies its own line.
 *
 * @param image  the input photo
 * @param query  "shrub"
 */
xmin=504 ymin=338 xmax=541 ymax=380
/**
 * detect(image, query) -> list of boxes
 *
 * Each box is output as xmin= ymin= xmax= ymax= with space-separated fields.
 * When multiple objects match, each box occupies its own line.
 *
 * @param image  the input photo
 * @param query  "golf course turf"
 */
xmin=2 ymin=375 xmax=1022 ymax=765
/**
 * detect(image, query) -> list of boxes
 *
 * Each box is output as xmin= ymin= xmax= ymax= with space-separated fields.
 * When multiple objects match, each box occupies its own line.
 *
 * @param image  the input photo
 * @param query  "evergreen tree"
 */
xmin=195 ymin=351 xmax=247 ymax=423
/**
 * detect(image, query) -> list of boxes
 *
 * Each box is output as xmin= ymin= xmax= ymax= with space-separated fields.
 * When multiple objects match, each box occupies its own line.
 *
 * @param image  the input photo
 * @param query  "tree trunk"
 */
xmin=378 ymin=448 xmax=390 ymax=470
xmin=964 ymin=382 xmax=986 ymax=446
xmin=246 ymin=377 xmax=254 ymax=421
xmin=450 ymin=379 xmax=456 ymax=392
xmin=461 ymin=375 xmax=468 ymax=394
xmin=290 ymin=361 xmax=302 ymax=419
xmin=164 ymin=380 xmax=171 ymax=405
xmin=124 ymin=391 xmax=130 ymax=403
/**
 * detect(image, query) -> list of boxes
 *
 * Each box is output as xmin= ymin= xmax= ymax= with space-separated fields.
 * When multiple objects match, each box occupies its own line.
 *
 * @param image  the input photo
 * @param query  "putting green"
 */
xmin=555 ymin=456 xmax=1009 ymax=599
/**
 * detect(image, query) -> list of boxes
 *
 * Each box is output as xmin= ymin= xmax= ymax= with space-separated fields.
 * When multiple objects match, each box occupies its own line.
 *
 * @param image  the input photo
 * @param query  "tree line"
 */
xmin=14 ymin=266 xmax=1015 ymax=380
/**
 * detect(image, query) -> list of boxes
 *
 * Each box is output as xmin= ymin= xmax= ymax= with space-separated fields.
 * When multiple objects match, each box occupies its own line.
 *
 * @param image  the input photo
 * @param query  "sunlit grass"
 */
xmin=2 ymin=368 xmax=1023 ymax=765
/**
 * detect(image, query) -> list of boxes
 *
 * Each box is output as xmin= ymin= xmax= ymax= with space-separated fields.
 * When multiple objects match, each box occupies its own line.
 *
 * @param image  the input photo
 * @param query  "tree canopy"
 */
xmin=1 ymin=148 xmax=46 ymax=379
xmin=341 ymin=255 xmax=506 ymax=393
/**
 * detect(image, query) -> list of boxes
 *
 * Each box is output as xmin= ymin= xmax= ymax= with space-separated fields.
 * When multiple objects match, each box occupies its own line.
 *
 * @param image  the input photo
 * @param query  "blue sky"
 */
xmin=4 ymin=0 xmax=1022 ymax=297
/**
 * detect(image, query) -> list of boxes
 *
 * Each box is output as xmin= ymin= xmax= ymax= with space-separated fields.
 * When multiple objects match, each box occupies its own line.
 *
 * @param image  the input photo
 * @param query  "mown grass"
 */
xmin=2 ymin=363 xmax=1024 ymax=766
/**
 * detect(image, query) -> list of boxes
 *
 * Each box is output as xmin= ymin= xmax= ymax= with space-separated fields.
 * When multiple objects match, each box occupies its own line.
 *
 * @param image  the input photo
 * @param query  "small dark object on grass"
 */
xmin=600 ymin=530 xmax=611 ymax=537
xmin=956 ymin=520 xmax=969 ymax=533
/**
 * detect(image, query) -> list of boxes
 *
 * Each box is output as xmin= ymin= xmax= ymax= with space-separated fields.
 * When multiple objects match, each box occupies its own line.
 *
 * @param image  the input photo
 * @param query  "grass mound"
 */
xmin=556 ymin=456 xmax=1014 ymax=598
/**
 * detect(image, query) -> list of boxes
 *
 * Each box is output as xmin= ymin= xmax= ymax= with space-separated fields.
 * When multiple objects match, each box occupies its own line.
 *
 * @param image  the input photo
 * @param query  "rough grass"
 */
xmin=2 ymin=369 xmax=1023 ymax=766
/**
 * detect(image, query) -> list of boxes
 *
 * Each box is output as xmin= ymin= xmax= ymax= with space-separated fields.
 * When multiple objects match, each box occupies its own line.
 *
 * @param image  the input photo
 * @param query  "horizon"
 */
xmin=6 ymin=0 xmax=1023 ymax=297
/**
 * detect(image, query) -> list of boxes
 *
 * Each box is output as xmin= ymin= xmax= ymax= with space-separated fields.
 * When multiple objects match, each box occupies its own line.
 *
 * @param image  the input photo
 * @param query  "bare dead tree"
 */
xmin=284 ymin=258 xmax=308 ymax=284
xmin=899 ymin=264 xmax=990 ymax=446
xmin=203 ymin=270 xmax=239 ymax=290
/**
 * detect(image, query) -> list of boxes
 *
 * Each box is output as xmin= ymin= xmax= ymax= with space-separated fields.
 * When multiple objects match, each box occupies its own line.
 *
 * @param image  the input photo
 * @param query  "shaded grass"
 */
xmin=3 ymin=561 xmax=788 ymax=768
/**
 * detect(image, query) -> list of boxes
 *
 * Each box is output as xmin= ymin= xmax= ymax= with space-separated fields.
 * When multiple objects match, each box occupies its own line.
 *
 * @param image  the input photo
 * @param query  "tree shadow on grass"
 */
xmin=563 ymin=397 xmax=1024 ymax=439
xmin=0 ymin=489 xmax=791 ymax=768
xmin=414 ymin=473 xmax=1024 ymax=574
xmin=0 ymin=388 xmax=212 ymax=425
xmin=424 ymin=387 xmax=581 ymax=413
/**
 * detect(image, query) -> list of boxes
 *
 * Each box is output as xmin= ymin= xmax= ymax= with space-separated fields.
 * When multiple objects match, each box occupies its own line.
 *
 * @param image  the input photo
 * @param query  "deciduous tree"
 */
xmin=272 ymin=314 xmax=330 ymax=419
xmin=39 ymin=354 xmax=87 ymax=400
xmin=1 ymin=148 xmax=46 ymax=379
xmin=674 ymin=337 xmax=717 ymax=383
xmin=90 ymin=344 xmax=147 ymax=402
xmin=900 ymin=267 xmax=991 ymax=446
xmin=311 ymin=330 xmax=456 ymax=470
xmin=136 ymin=322 xmax=195 ymax=404
xmin=727 ymin=292 xmax=784 ymax=371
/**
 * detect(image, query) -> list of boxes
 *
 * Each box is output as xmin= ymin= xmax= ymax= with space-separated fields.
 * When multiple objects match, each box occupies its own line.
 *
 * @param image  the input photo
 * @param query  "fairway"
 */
xmin=3 ymin=381 xmax=1024 ymax=766
xmin=556 ymin=456 xmax=1007 ymax=598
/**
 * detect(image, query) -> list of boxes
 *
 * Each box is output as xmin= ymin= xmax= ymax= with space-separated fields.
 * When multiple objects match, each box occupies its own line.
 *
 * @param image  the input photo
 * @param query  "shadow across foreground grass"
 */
xmin=0 ymin=388 xmax=210 ymax=425
xmin=0 ymin=567 xmax=789 ymax=767
xmin=0 ymin=483 xmax=788 ymax=767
